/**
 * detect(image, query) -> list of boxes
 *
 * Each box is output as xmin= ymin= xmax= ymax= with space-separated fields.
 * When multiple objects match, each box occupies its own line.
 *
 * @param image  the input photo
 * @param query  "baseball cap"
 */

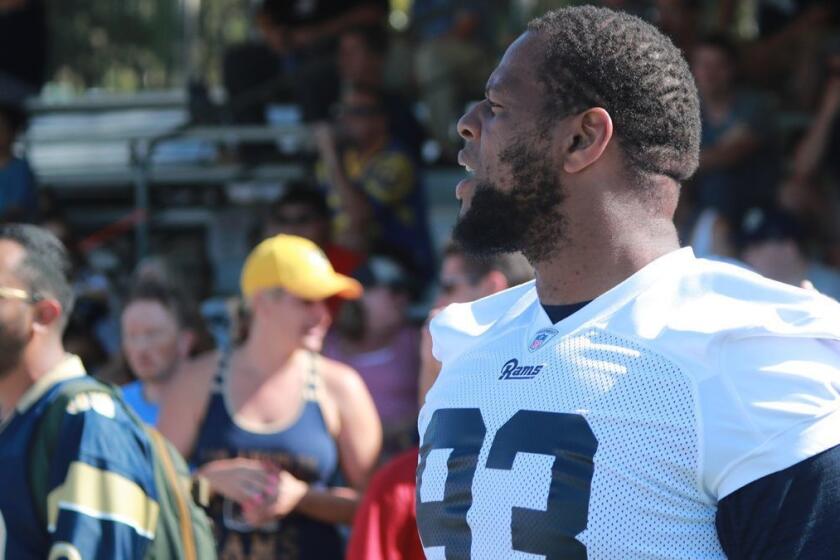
xmin=353 ymin=256 xmax=411 ymax=292
xmin=737 ymin=207 xmax=804 ymax=250
xmin=241 ymin=234 xmax=363 ymax=300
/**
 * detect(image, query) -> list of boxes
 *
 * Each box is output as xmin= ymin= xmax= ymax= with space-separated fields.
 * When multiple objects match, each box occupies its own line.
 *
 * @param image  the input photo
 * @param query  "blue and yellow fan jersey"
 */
xmin=0 ymin=355 xmax=158 ymax=560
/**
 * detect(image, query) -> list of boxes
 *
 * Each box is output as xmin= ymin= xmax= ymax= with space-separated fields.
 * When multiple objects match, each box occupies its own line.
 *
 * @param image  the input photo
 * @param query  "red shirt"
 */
xmin=324 ymin=243 xmax=364 ymax=318
xmin=347 ymin=447 xmax=425 ymax=560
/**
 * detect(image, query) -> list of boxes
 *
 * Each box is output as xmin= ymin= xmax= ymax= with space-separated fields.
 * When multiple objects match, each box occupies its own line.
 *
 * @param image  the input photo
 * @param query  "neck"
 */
xmin=0 ymin=339 xmax=67 ymax=416
xmin=140 ymin=377 xmax=168 ymax=404
xmin=778 ymin=254 xmax=809 ymax=287
xmin=533 ymin=194 xmax=680 ymax=305
xmin=352 ymin=324 xmax=400 ymax=352
xmin=241 ymin=324 xmax=299 ymax=378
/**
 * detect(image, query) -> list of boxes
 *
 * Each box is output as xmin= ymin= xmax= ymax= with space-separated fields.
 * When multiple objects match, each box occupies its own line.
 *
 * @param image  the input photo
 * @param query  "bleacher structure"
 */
xmin=24 ymin=90 xmax=463 ymax=296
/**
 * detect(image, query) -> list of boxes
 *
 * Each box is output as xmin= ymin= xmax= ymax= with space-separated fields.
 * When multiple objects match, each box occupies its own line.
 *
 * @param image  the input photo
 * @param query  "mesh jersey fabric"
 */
xmin=417 ymin=247 xmax=840 ymax=559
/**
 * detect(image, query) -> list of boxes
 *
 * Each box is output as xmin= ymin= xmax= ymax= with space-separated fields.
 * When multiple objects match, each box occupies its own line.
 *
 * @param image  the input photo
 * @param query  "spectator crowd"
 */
xmin=1 ymin=0 xmax=840 ymax=558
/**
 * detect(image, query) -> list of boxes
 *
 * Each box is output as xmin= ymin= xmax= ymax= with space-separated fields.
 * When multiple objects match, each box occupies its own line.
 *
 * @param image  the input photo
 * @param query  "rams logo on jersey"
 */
xmin=499 ymin=359 xmax=544 ymax=380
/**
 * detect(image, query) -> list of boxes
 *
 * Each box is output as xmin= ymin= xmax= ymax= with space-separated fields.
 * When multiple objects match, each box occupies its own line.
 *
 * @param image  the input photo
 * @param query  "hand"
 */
xmin=242 ymin=470 xmax=309 ymax=525
xmin=199 ymin=458 xmax=279 ymax=506
xmin=312 ymin=123 xmax=340 ymax=168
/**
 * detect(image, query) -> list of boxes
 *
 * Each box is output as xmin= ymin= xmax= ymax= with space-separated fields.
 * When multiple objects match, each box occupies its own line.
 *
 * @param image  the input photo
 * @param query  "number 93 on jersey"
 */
xmin=416 ymin=408 xmax=598 ymax=560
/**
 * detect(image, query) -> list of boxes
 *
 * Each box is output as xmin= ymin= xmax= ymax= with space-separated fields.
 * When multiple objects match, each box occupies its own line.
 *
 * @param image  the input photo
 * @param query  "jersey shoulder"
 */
xmin=430 ymin=280 xmax=537 ymax=364
xmin=632 ymin=257 xmax=840 ymax=498
xmin=51 ymin=383 xmax=155 ymax=486
xmin=622 ymin=255 xmax=840 ymax=363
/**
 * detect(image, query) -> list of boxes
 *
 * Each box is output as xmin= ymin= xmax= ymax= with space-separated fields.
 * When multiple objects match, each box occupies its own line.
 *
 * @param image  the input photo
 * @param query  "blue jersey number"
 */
xmin=417 ymin=409 xmax=598 ymax=559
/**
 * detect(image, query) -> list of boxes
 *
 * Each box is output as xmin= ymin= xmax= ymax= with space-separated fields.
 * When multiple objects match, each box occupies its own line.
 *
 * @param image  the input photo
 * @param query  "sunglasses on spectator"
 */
xmin=439 ymin=277 xmax=474 ymax=295
xmin=0 ymin=286 xmax=43 ymax=303
xmin=333 ymin=104 xmax=385 ymax=118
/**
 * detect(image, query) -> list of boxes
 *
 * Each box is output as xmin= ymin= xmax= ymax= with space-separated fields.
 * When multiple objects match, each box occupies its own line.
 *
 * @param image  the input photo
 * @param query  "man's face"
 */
xmin=453 ymin=32 xmax=567 ymax=263
xmin=741 ymin=239 xmax=800 ymax=284
xmin=338 ymin=33 xmax=378 ymax=84
xmin=0 ymin=240 xmax=33 ymax=379
xmin=435 ymin=255 xmax=486 ymax=307
xmin=122 ymin=300 xmax=184 ymax=384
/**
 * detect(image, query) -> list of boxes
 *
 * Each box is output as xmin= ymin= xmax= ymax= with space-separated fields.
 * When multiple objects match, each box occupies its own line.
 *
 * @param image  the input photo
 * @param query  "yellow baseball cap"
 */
xmin=240 ymin=234 xmax=363 ymax=301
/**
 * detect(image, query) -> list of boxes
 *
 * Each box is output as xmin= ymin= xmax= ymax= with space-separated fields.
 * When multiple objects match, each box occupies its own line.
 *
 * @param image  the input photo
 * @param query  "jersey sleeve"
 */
xmin=45 ymin=391 xmax=158 ymax=560
xmin=715 ymin=444 xmax=840 ymax=558
xmin=701 ymin=334 xmax=840 ymax=500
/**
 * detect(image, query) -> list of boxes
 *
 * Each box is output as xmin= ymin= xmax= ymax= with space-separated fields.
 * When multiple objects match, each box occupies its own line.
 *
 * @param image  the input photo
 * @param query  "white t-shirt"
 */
xmin=417 ymin=247 xmax=840 ymax=559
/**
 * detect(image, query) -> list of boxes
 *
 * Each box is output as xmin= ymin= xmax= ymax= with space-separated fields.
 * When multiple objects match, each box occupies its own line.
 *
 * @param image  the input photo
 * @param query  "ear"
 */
xmin=31 ymin=300 xmax=63 ymax=333
xmin=478 ymin=270 xmax=508 ymax=297
xmin=562 ymin=108 xmax=613 ymax=174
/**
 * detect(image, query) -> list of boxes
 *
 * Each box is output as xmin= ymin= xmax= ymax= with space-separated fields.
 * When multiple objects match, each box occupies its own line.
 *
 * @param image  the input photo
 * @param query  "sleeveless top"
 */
xmin=191 ymin=351 xmax=342 ymax=559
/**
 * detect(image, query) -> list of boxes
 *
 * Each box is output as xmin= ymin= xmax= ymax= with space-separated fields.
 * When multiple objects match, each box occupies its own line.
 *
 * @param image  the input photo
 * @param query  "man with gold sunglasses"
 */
xmin=0 ymin=223 xmax=158 ymax=559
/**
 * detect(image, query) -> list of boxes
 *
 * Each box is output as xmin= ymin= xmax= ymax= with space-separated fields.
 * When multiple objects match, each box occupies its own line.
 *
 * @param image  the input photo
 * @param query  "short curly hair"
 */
xmin=528 ymin=6 xmax=701 ymax=183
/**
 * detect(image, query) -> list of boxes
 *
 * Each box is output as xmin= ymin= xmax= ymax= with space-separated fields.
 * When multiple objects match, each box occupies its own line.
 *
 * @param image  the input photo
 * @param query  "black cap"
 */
xmin=737 ymin=207 xmax=804 ymax=249
xmin=353 ymin=256 xmax=410 ymax=291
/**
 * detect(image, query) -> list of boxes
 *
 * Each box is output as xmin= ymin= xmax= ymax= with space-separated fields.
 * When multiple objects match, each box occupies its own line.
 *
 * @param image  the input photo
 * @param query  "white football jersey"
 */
xmin=417 ymin=248 xmax=840 ymax=559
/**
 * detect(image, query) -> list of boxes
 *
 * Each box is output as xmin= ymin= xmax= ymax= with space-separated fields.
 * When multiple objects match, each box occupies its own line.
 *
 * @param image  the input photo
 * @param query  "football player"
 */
xmin=417 ymin=6 xmax=840 ymax=559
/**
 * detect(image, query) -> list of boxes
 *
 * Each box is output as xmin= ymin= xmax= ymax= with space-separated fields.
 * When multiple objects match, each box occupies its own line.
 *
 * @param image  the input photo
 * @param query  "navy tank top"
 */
xmin=192 ymin=350 xmax=342 ymax=559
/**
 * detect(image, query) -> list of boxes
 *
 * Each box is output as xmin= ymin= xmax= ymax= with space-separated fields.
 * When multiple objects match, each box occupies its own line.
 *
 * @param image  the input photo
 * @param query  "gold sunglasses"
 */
xmin=0 ymin=287 xmax=43 ymax=303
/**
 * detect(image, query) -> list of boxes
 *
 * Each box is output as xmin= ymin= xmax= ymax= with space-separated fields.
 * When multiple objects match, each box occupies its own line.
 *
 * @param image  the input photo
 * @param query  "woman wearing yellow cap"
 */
xmin=158 ymin=234 xmax=382 ymax=559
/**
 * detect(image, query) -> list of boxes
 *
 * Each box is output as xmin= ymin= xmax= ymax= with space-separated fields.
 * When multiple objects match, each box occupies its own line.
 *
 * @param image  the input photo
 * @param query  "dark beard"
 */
xmin=453 ymin=139 xmax=566 ymax=263
xmin=0 ymin=317 xmax=28 ymax=380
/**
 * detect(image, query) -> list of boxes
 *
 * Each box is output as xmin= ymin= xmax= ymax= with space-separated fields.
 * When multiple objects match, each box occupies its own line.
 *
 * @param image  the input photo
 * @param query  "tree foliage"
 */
xmin=47 ymin=0 xmax=250 ymax=91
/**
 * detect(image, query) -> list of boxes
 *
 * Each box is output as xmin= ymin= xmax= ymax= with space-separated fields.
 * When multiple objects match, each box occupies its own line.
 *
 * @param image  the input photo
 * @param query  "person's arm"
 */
xmin=704 ymin=331 xmax=840 ymax=558
xmin=297 ymin=361 xmax=382 ymax=523
xmin=793 ymin=76 xmax=840 ymax=180
xmin=716 ymin=445 xmax=840 ymax=558
xmin=419 ymin=311 xmax=442 ymax=402
xmin=157 ymin=352 xmax=276 ymax=507
xmin=156 ymin=353 xmax=215 ymax=458
xmin=313 ymin=123 xmax=373 ymax=252
xmin=327 ymin=362 xmax=382 ymax=489
xmin=243 ymin=361 xmax=382 ymax=526
xmin=45 ymin=392 xmax=158 ymax=559
xmin=291 ymin=2 xmax=386 ymax=49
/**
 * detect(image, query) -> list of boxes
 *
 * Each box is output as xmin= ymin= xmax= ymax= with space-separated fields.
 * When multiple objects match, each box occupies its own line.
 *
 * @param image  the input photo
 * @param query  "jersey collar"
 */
xmin=525 ymin=247 xmax=696 ymax=344
xmin=15 ymin=354 xmax=87 ymax=414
